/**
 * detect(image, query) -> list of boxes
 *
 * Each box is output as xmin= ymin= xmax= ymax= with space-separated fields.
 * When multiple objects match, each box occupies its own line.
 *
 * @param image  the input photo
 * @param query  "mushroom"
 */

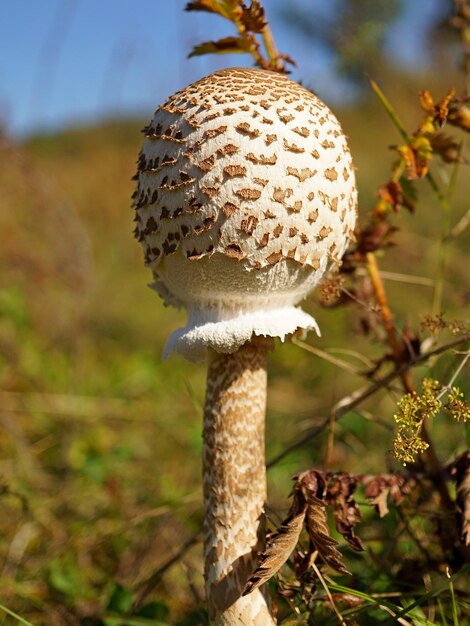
xmin=133 ymin=67 xmax=357 ymax=625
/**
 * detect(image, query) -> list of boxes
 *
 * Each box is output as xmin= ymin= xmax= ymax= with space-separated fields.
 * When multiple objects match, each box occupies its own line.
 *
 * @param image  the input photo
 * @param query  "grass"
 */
xmin=0 ymin=602 xmax=36 ymax=626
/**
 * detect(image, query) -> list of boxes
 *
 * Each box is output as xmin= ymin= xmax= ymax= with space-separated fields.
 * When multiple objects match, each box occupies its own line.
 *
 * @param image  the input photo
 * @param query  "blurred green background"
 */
xmin=0 ymin=1 xmax=469 ymax=624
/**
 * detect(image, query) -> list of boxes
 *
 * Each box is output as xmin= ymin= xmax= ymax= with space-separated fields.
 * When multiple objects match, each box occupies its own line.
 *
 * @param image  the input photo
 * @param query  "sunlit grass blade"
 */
xmin=438 ymin=598 xmax=450 ymax=626
xmin=399 ymin=599 xmax=439 ymax=626
xmin=293 ymin=339 xmax=364 ymax=375
xmin=0 ymin=602 xmax=36 ymax=626
xmin=325 ymin=582 xmax=404 ymax=615
xmin=310 ymin=559 xmax=348 ymax=626
xmin=447 ymin=568 xmax=460 ymax=626
xmin=368 ymin=77 xmax=410 ymax=142
xmin=325 ymin=581 xmax=455 ymax=626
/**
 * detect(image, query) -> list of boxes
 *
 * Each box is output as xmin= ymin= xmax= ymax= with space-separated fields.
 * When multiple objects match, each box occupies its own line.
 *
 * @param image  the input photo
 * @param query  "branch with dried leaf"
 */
xmin=185 ymin=0 xmax=294 ymax=71
xmin=244 ymin=469 xmax=417 ymax=596
xmin=268 ymin=335 xmax=469 ymax=468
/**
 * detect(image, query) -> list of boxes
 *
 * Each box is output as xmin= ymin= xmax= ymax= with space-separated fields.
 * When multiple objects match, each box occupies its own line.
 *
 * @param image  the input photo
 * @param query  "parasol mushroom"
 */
xmin=132 ymin=67 xmax=357 ymax=625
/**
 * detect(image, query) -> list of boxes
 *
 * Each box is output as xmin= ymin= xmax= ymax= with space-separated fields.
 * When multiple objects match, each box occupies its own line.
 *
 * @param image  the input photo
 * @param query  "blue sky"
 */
xmin=0 ymin=0 xmax=443 ymax=137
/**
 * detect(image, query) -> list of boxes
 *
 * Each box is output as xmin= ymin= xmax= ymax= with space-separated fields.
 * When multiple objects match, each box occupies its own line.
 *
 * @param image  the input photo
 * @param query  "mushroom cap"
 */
xmin=133 ymin=67 xmax=357 ymax=361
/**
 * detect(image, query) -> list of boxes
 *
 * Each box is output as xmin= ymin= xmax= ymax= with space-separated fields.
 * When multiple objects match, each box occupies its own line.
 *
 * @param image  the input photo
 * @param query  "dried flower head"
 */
xmin=446 ymin=387 xmax=470 ymax=422
xmin=393 ymin=378 xmax=441 ymax=465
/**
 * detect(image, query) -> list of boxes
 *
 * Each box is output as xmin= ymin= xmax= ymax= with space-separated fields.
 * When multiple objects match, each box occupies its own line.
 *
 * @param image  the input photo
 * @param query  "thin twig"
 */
xmin=376 ymin=270 xmax=434 ymax=287
xmin=131 ymin=532 xmax=201 ymax=612
xmin=294 ymin=339 xmax=364 ymax=376
xmin=310 ymin=555 xmax=347 ymax=626
xmin=365 ymin=252 xmax=415 ymax=392
xmin=324 ymin=408 xmax=336 ymax=469
xmin=436 ymin=350 xmax=470 ymax=401
xmin=261 ymin=25 xmax=284 ymax=72
xmin=380 ymin=270 xmax=434 ymax=287
xmin=446 ymin=207 xmax=470 ymax=241
xmin=267 ymin=335 xmax=469 ymax=468
xmin=326 ymin=348 xmax=375 ymax=368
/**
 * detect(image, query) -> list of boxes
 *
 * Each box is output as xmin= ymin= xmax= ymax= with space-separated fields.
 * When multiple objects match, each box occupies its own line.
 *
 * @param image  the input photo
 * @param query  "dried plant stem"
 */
xmin=446 ymin=206 xmax=470 ymax=240
xmin=310 ymin=555 xmax=347 ymax=626
xmin=365 ymin=252 xmax=415 ymax=393
xmin=365 ymin=252 xmax=457 ymax=536
xmin=294 ymin=339 xmax=364 ymax=375
xmin=325 ymin=409 xmax=336 ymax=468
xmin=437 ymin=351 xmax=470 ymax=402
xmin=233 ymin=1 xmax=285 ymax=72
xmin=233 ymin=18 xmax=266 ymax=70
xmin=420 ymin=181 xmax=454 ymax=347
xmin=368 ymin=78 xmax=408 ymax=141
xmin=261 ymin=25 xmax=283 ymax=71
xmin=366 ymin=79 xmax=468 ymax=544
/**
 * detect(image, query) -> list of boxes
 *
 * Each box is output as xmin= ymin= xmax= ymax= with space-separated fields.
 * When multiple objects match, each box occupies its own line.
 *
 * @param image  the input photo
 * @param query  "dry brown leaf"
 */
xmin=240 ymin=0 xmax=267 ymax=32
xmin=397 ymin=137 xmax=432 ymax=180
xmin=305 ymin=502 xmax=350 ymax=575
xmin=243 ymin=507 xmax=306 ymax=596
xmin=185 ymin=0 xmax=222 ymax=14
xmin=370 ymin=489 xmax=390 ymax=518
xmin=297 ymin=470 xmax=350 ymax=574
xmin=450 ymin=451 xmax=470 ymax=546
xmin=327 ymin=474 xmax=364 ymax=552
xmin=297 ymin=469 xmax=327 ymax=505
xmin=185 ymin=0 xmax=240 ymax=20
xmin=376 ymin=180 xmax=403 ymax=213
xmin=375 ymin=178 xmax=417 ymax=215
xmin=357 ymin=221 xmax=398 ymax=254
xmin=363 ymin=474 xmax=415 ymax=518
xmin=419 ymin=89 xmax=455 ymax=128
xmin=388 ymin=475 xmax=416 ymax=505
xmin=419 ymin=90 xmax=436 ymax=116
xmin=436 ymin=89 xmax=456 ymax=127
xmin=429 ymin=133 xmax=465 ymax=164
xmin=188 ymin=36 xmax=252 ymax=58
xmin=245 ymin=468 xmax=421 ymax=594
xmin=448 ymin=104 xmax=470 ymax=132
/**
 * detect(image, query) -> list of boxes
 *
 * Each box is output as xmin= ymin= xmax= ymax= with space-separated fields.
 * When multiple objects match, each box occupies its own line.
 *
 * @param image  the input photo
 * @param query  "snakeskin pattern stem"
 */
xmin=203 ymin=339 xmax=275 ymax=625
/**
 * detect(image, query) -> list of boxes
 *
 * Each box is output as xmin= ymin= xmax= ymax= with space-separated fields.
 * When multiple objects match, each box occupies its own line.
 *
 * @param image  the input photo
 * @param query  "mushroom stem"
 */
xmin=203 ymin=338 xmax=276 ymax=625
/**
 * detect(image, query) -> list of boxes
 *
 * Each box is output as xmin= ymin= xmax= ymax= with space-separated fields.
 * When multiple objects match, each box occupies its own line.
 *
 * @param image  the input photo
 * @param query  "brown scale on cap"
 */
xmin=133 ymin=67 xmax=357 ymax=278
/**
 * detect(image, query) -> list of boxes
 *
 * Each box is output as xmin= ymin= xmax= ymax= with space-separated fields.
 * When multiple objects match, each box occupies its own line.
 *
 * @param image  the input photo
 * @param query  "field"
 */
xmin=0 ymin=65 xmax=469 ymax=624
